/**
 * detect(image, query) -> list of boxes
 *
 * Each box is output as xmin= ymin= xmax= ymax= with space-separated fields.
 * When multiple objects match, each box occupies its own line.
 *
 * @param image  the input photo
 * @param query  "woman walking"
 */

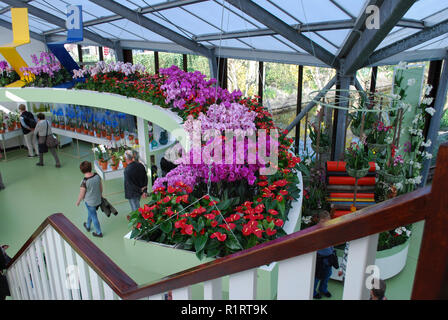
xmin=34 ymin=113 xmax=61 ymax=167
xmin=76 ymin=161 xmax=103 ymax=237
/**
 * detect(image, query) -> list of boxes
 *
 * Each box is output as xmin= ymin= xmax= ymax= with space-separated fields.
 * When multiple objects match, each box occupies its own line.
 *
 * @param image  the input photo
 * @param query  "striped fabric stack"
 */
xmin=326 ymin=161 xmax=377 ymax=218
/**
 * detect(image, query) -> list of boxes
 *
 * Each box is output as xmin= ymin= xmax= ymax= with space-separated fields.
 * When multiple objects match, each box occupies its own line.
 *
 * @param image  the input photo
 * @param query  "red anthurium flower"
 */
xmin=266 ymin=228 xmax=277 ymax=236
xmin=136 ymin=223 xmax=142 ymax=229
xmin=266 ymin=216 xmax=274 ymax=222
xmin=182 ymin=224 xmax=193 ymax=235
xmin=293 ymin=156 xmax=301 ymax=164
xmin=256 ymin=197 xmax=263 ymax=202
xmin=253 ymin=228 xmax=263 ymax=238
xmin=162 ymin=196 xmax=172 ymax=203
xmin=258 ymin=181 xmax=268 ymax=187
xmin=254 ymin=203 xmax=265 ymax=214
xmin=210 ymin=220 xmax=218 ymax=228
xmin=274 ymin=219 xmax=284 ymax=227
xmin=242 ymin=225 xmax=252 ymax=236
xmin=268 ymin=209 xmax=278 ymax=216
xmin=209 ymin=200 xmax=219 ymax=206
xmin=279 ymin=190 xmax=288 ymax=196
xmin=275 ymin=179 xmax=288 ymax=187
xmin=200 ymin=228 xmax=205 ymax=235
xmin=219 ymin=223 xmax=236 ymax=231
xmin=276 ymin=195 xmax=284 ymax=202
xmin=204 ymin=213 xmax=216 ymax=220
xmin=167 ymin=186 xmax=176 ymax=193
xmin=204 ymin=195 xmax=210 ymax=200
xmin=210 ymin=232 xmax=227 ymax=242
xmin=174 ymin=218 xmax=187 ymax=229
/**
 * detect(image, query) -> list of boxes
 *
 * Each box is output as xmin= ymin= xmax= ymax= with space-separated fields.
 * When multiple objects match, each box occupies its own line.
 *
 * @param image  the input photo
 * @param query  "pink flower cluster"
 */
xmin=72 ymin=61 xmax=146 ymax=78
xmin=160 ymin=65 xmax=242 ymax=109
xmin=0 ymin=61 xmax=11 ymax=72
xmin=393 ymin=155 xmax=404 ymax=166
xmin=20 ymin=52 xmax=62 ymax=77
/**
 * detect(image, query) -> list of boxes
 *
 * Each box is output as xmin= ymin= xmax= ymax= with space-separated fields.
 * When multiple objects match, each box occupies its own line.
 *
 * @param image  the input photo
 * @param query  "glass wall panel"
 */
xmin=227 ymin=58 xmax=258 ymax=98
xmin=132 ymin=49 xmax=155 ymax=74
xmin=187 ymin=54 xmax=210 ymax=79
xmin=159 ymin=52 xmax=183 ymax=69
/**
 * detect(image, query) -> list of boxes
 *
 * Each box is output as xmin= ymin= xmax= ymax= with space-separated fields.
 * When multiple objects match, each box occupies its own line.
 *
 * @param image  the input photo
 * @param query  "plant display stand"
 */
xmin=123 ymin=172 xmax=303 ymax=299
xmin=0 ymin=128 xmax=23 ymax=161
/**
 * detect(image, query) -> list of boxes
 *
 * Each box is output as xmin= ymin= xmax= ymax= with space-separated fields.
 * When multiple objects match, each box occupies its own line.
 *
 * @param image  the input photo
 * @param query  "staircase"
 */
xmin=4 ymin=144 xmax=448 ymax=300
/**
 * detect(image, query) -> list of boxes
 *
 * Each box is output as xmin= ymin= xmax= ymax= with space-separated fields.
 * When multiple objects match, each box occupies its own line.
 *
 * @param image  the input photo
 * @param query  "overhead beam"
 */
xmin=1 ymin=0 xmax=115 ymax=49
xmin=194 ymin=19 xmax=355 ymax=42
xmin=0 ymin=18 xmax=45 ymax=43
xmin=224 ymin=0 xmax=338 ymax=67
xmin=341 ymin=0 xmax=416 ymax=75
xmin=367 ymin=19 xmax=448 ymax=65
xmin=89 ymin=0 xmax=214 ymax=59
xmin=42 ymin=0 xmax=207 ymax=36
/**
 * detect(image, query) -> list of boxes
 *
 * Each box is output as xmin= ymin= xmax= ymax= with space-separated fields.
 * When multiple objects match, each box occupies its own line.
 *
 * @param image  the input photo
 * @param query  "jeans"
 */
xmin=128 ymin=197 xmax=141 ymax=212
xmin=314 ymin=265 xmax=332 ymax=295
xmin=85 ymin=203 xmax=102 ymax=234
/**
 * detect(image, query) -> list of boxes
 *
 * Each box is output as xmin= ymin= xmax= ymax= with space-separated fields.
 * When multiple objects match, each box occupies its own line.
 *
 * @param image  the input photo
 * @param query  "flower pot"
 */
xmin=368 ymin=143 xmax=387 ymax=152
xmin=120 ymin=132 xmax=124 ymax=139
xmin=114 ymin=135 xmax=120 ymax=141
xmin=111 ymin=164 xmax=119 ymax=171
xmin=88 ymin=130 xmax=94 ymax=136
xmin=99 ymin=160 xmax=108 ymax=171
xmin=128 ymin=135 xmax=134 ymax=141
xmin=0 ymin=129 xmax=5 ymax=134
xmin=83 ymin=129 xmax=89 ymax=135
xmin=346 ymin=165 xmax=370 ymax=179
xmin=76 ymin=128 xmax=82 ymax=133
xmin=106 ymin=135 xmax=112 ymax=141
xmin=70 ymin=127 xmax=75 ymax=132
xmin=135 ymin=138 xmax=139 ymax=145
xmin=8 ymin=126 xmax=15 ymax=132
xmin=122 ymin=161 xmax=127 ymax=169
xmin=379 ymin=171 xmax=404 ymax=184
xmin=16 ymin=123 xmax=21 ymax=129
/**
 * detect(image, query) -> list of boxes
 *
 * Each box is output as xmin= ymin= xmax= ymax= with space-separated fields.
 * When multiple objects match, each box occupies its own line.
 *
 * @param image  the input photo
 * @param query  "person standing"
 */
xmin=18 ymin=104 xmax=38 ymax=158
xmin=34 ymin=113 xmax=61 ymax=168
xmin=124 ymin=150 xmax=148 ymax=212
xmin=76 ymin=161 xmax=103 ymax=238
xmin=313 ymin=210 xmax=337 ymax=299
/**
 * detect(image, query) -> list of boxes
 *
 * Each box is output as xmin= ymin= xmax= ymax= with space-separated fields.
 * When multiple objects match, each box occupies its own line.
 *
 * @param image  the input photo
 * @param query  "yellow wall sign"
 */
xmin=0 ymin=8 xmax=34 ymax=87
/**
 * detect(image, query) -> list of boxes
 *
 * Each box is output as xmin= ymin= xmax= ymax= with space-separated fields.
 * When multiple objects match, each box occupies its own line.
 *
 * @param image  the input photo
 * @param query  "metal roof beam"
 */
xmin=194 ymin=19 xmax=355 ymax=41
xmin=224 ymin=0 xmax=338 ymax=67
xmin=89 ymin=0 xmax=214 ymax=59
xmin=42 ymin=0 xmax=207 ymax=35
xmin=341 ymin=0 xmax=416 ymax=75
xmin=0 ymin=18 xmax=45 ymax=43
xmin=0 ymin=0 xmax=115 ymax=48
xmin=367 ymin=19 xmax=448 ymax=65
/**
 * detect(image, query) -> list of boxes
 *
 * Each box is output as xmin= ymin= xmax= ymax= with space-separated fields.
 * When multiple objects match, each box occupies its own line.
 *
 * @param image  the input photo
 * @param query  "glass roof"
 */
xmin=0 ymin=0 xmax=446 ymax=67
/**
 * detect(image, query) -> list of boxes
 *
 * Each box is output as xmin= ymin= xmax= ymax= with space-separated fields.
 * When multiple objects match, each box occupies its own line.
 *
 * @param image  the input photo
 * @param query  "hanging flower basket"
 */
xmin=346 ymin=165 xmax=370 ymax=179
xmin=368 ymin=143 xmax=388 ymax=153
xmin=379 ymin=170 xmax=404 ymax=184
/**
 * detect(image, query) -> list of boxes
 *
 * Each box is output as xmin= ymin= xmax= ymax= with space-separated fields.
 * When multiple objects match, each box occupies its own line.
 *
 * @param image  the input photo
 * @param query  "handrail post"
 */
xmin=412 ymin=143 xmax=448 ymax=299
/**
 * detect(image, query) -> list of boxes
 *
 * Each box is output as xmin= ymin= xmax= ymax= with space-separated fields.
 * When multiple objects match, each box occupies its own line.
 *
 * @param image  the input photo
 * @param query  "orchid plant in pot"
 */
xmin=93 ymin=144 xmax=109 ymax=170
xmin=21 ymin=52 xmax=72 ymax=87
xmin=0 ymin=61 xmax=20 ymax=87
xmin=344 ymin=141 xmax=374 ymax=178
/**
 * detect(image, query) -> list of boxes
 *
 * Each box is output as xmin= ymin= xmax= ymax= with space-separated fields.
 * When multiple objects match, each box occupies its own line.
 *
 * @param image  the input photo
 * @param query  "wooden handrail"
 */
xmin=6 ymin=143 xmax=448 ymax=300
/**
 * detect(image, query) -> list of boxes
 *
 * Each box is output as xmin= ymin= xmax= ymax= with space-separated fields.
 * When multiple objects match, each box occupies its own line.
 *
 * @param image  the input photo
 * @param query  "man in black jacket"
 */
xmin=124 ymin=150 xmax=148 ymax=212
xmin=18 ymin=104 xmax=38 ymax=157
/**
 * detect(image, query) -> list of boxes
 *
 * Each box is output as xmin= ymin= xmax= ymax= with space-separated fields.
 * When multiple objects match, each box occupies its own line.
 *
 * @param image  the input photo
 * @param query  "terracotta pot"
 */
xmin=88 ymin=130 xmax=94 ymax=136
xmin=16 ymin=123 xmax=21 ymax=129
xmin=120 ymin=132 xmax=124 ymax=139
xmin=128 ymin=135 xmax=134 ymax=141
xmin=106 ymin=135 xmax=112 ymax=141
xmin=83 ymin=129 xmax=89 ymax=135
xmin=135 ymin=138 xmax=139 ymax=145
xmin=111 ymin=164 xmax=119 ymax=171
xmin=114 ymin=135 xmax=120 ymax=141
xmin=101 ymin=130 xmax=107 ymax=138
xmin=122 ymin=161 xmax=127 ymax=169
xmin=70 ymin=127 xmax=75 ymax=132
xmin=0 ymin=129 xmax=5 ymax=134
xmin=99 ymin=160 xmax=108 ymax=171
xmin=76 ymin=128 xmax=82 ymax=133
xmin=8 ymin=126 xmax=15 ymax=131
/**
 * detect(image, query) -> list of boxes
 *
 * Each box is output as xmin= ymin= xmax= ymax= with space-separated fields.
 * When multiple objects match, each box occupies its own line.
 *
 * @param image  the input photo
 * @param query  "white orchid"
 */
xmin=395 ymin=228 xmax=403 ymax=235
xmin=422 ymin=97 xmax=434 ymax=105
xmin=395 ymin=182 xmax=403 ymax=190
xmin=406 ymin=230 xmax=411 ymax=237
xmin=421 ymin=139 xmax=432 ymax=148
xmin=424 ymin=152 xmax=433 ymax=160
xmin=425 ymin=107 xmax=436 ymax=116
xmin=424 ymin=84 xmax=433 ymax=96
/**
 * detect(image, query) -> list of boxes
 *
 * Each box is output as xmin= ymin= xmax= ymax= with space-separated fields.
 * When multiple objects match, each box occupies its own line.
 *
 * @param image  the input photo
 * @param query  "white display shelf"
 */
xmin=0 ymin=128 xmax=22 ymax=141
xmin=52 ymin=128 xmax=128 ymax=148
xmin=94 ymin=160 xmax=125 ymax=181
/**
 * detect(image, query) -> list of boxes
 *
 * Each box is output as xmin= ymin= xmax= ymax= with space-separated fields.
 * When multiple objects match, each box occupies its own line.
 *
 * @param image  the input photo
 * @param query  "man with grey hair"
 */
xmin=124 ymin=149 xmax=148 ymax=212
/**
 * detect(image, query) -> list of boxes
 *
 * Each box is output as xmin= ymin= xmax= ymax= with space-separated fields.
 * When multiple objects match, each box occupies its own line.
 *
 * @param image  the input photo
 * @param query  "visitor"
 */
xmin=34 ymin=113 xmax=61 ymax=168
xmin=0 ymin=245 xmax=11 ymax=300
xmin=124 ymin=149 xmax=148 ymax=212
xmin=313 ymin=210 xmax=338 ymax=299
xmin=370 ymin=278 xmax=387 ymax=300
xmin=18 ymin=104 xmax=38 ymax=158
xmin=76 ymin=161 xmax=103 ymax=238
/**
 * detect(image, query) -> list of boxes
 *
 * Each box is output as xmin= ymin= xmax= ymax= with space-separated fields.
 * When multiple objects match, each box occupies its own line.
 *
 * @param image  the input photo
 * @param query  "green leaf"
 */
xmin=206 ymin=247 xmax=220 ymax=258
xmin=195 ymin=249 xmax=205 ymax=260
xmin=276 ymin=199 xmax=286 ymax=215
xmin=225 ymin=237 xmax=241 ymax=251
xmin=130 ymin=228 xmax=140 ymax=239
xmin=160 ymin=221 xmax=172 ymax=233
xmin=194 ymin=235 xmax=208 ymax=252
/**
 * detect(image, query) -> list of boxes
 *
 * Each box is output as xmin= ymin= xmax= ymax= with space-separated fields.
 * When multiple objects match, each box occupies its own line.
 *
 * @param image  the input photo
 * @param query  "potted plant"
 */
xmin=111 ymin=155 xmax=120 ymax=170
xmin=0 ymin=61 xmax=20 ymax=86
xmin=367 ymin=120 xmax=393 ymax=152
xmin=344 ymin=141 xmax=373 ymax=178
xmin=380 ymin=153 xmax=405 ymax=184
xmin=93 ymin=144 xmax=109 ymax=171
xmin=0 ymin=112 xmax=5 ymax=133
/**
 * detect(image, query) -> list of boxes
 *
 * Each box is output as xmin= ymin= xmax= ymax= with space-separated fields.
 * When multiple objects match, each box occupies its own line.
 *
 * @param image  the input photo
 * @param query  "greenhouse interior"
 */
xmin=0 ymin=0 xmax=447 ymax=302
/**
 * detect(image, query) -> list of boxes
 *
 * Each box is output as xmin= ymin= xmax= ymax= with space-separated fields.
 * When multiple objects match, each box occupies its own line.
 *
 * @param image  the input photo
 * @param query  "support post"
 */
xmin=295 ymin=65 xmax=303 ymax=153
xmin=422 ymin=60 xmax=442 ymax=140
xmin=123 ymin=49 xmax=133 ymax=64
xmin=154 ymin=51 xmax=160 ymax=74
xmin=258 ymin=61 xmax=264 ymax=105
xmin=98 ymin=46 xmax=104 ymax=61
xmin=217 ymin=57 xmax=227 ymax=89
xmin=209 ymin=54 xmax=218 ymax=80
xmin=333 ymin=73 xmax=352 ymax=161
xmin=183 ymin=54 xmax=188 ymax=72
xmin=77 ymin=44 xmax=83 ymax=64
xmin=421 ymin=57 xmax=448 ymax=186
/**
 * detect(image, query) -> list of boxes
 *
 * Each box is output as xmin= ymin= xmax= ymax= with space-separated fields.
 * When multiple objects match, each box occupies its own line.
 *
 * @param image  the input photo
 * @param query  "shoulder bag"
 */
xmin=45 ymin=120 xmax=59 ymax=148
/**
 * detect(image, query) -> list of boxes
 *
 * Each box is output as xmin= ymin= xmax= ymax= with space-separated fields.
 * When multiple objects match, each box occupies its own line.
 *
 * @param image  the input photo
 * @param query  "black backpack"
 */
xmin=22 ymin=111 xmax=36 ymax=129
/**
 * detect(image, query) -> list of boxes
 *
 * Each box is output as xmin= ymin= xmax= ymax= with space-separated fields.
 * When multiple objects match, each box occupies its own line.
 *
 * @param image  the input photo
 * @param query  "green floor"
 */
xmin=0 ymin=141 xmax=424 ymax=300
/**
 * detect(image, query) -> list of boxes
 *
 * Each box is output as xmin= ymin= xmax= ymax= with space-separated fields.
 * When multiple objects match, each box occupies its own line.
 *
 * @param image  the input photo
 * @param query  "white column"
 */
xmin=342 ymin=234 xmax=379 ymax=300
xmin=229 ymin=269 xmax=257 ymax=300
xmin=172 ymin=287 xmax=192 ymax=300
xmin=136 ymin=116 xmax=152 ymax=190
xmin=204 ymin=278 xmax=222 ymax=300
xmin=277 ymin=252 xmax=316 ymax=300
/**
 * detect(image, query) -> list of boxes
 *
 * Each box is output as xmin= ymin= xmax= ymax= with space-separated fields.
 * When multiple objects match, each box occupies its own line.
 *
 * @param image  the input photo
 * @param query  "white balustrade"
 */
xmin=172 ymin=286 xmax=192 ymax=300
xmin=229 ymin=269 xmax=257 ymax=300
xmin=277 ymin=252 xmax=316 ymax=300
xmin=204 ymin=278 xmax=222 ymax=300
